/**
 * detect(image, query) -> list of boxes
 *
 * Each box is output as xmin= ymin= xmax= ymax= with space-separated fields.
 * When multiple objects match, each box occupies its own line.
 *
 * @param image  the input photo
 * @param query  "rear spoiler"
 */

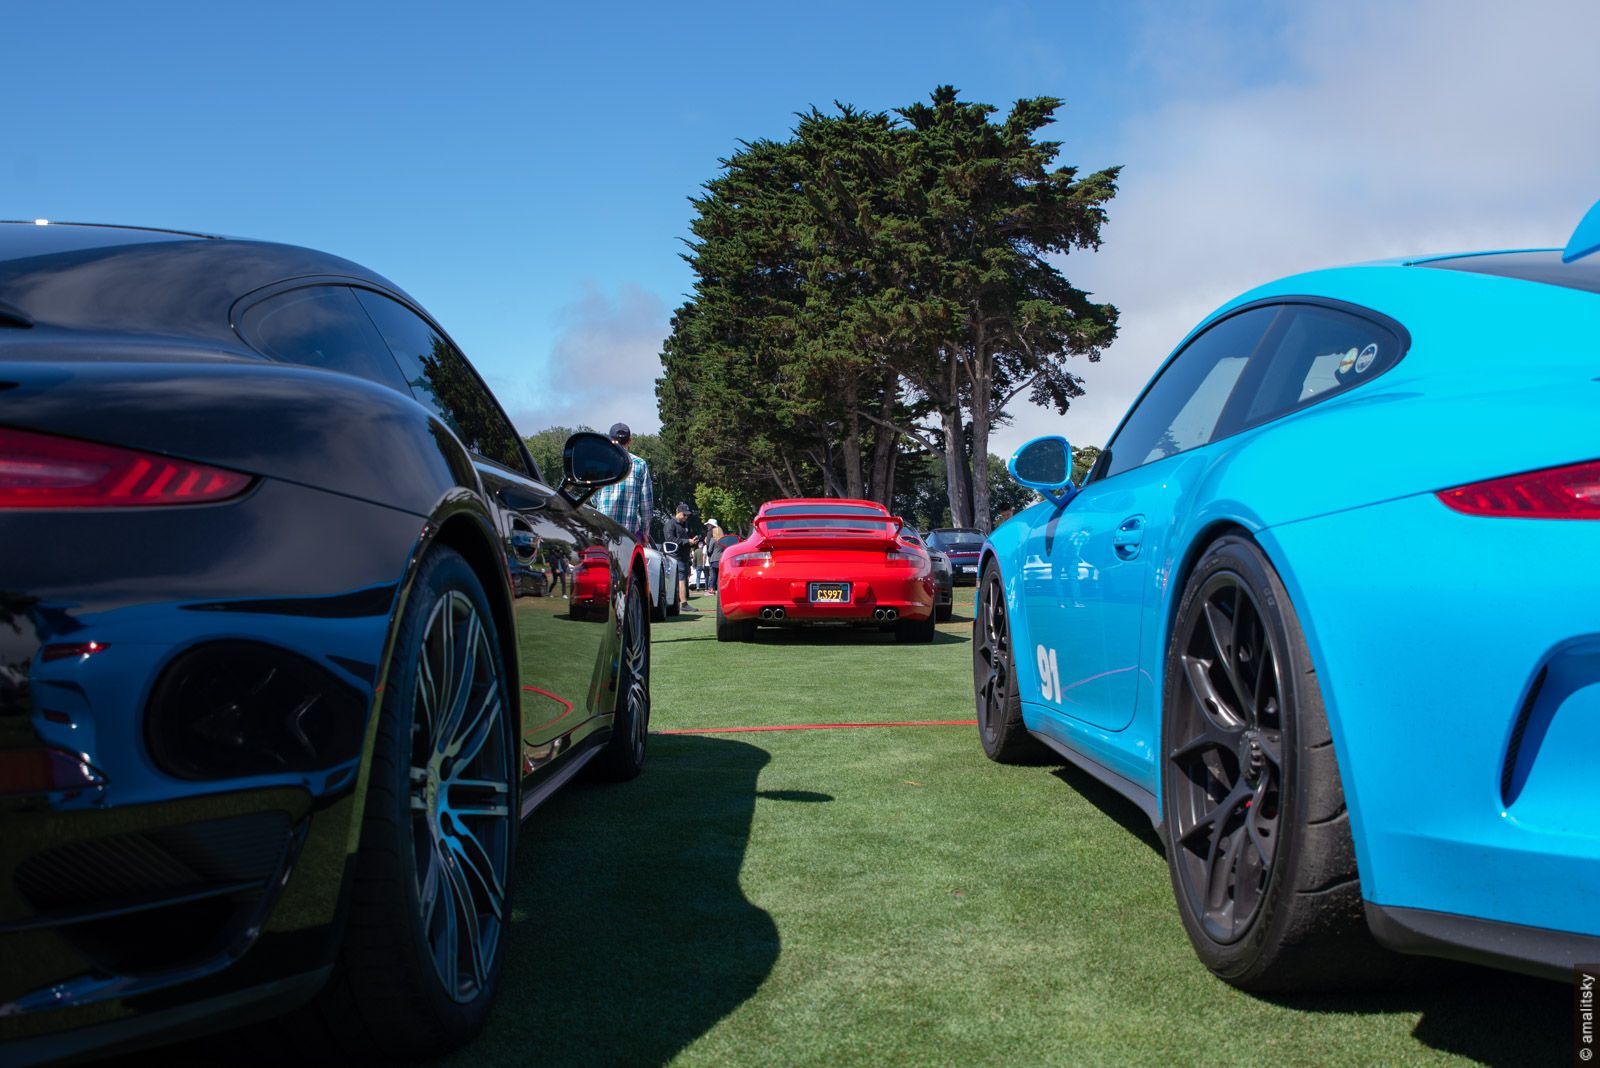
xmin=753 ymin=511 xmax=906 ymax=551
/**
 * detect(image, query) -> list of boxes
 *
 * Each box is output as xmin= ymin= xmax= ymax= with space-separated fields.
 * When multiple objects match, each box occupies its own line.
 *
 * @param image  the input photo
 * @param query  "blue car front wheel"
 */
xmin=1162 ymin=536 xmax=1387 ymax=991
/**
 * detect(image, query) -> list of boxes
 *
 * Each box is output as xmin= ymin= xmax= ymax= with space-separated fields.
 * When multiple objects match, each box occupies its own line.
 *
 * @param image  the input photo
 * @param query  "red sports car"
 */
xmin=571 ymin=545 xmax=612 ymax=620
xmin=715 ymin=498 xmax=936 ymax=642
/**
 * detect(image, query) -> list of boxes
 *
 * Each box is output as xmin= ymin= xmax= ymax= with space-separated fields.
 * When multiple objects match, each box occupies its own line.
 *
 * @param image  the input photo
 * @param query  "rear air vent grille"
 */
xmin=1500 ymin=667 xmax=1547 ymax=805
xmin=15 ymin=811 xmax=293 ymax=913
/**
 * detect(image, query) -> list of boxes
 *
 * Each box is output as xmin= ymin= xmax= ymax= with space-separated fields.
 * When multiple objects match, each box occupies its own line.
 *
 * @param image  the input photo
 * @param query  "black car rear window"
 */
xmin=932 ymin=531 xmax=983 ymax=546
xmin=1419 ymin=250 xmax=1600 ymax=295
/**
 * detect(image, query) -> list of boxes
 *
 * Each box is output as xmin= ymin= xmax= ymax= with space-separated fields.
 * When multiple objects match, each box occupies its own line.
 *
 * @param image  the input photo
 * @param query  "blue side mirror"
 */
xmin=1008 ymin=435 xmax=1077 ymax=505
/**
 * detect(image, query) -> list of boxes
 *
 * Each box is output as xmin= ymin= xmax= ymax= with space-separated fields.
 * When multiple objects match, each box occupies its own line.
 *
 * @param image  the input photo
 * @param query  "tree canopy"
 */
xmin=657 ymin=86 xmax=1118 ymax=531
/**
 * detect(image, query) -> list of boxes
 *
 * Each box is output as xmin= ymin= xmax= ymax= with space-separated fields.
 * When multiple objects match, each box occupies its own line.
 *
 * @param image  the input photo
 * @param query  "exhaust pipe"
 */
xmin=759 ymin=607 xmax=787 ymax=620
xmin=760 ymin=608 xmax=773 ymax=620
xmin=873 ymin=608 xmax=899 ymax=622
xmin=771 ymin=607 xmax=786 ymax=620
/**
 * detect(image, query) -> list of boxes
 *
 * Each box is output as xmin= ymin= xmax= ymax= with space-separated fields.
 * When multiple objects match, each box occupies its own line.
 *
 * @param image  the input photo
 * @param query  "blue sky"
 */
xmin=7 ymin=1 xmax=1596 ymax=452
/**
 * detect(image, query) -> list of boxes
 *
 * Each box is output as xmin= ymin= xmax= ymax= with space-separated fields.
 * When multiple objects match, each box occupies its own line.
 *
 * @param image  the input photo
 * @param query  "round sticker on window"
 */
xmin=1353 ymin=343 xmax=1378 ymax=373
xmin=1336 ymin=347 xmax=1359 ymax=375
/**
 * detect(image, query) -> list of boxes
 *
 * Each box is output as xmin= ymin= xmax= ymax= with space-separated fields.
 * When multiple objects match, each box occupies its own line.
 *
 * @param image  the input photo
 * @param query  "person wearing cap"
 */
xmin=661 ymin=501 xmax=701 ymax=611
xmin=588 ymin=422 xmax=654 ymax=546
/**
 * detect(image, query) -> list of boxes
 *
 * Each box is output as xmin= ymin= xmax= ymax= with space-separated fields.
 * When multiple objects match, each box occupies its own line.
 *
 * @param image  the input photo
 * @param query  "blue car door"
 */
xmin=1022 ymin=306 xmax=1280 ymax=736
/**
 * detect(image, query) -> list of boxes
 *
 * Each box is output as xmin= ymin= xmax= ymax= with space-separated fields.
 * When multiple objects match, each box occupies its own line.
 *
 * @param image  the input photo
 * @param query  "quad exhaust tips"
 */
xmin=872 ymin=608 xmax=898 ymax=622
xmin=759 ymin=607 xmax=787 ymax=620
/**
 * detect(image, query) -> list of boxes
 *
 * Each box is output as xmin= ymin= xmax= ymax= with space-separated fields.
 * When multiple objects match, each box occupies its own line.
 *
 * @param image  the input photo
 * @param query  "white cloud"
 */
xmin=994 ymin=0 xmax=1600 ymax=458
xmin=505 ymin=282 xmax=670 ymax=435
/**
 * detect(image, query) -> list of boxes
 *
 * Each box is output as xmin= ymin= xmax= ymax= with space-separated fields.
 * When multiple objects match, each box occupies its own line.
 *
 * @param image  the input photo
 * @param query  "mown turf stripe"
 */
xmin=657 ymin=719 xmax=977 ymax=735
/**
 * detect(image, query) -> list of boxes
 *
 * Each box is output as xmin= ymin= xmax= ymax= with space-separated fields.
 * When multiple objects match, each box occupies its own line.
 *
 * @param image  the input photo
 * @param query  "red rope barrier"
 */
xmin=657 ymin=719 xmax=977 ymax=735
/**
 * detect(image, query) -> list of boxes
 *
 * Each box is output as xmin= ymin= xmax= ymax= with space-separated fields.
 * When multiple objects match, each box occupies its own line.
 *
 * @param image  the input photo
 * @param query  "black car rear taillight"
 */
xmin=1437 ymin=459 xmax=1600 ymax=519
xmin=0 ymin=426 xmax=251 ymax=508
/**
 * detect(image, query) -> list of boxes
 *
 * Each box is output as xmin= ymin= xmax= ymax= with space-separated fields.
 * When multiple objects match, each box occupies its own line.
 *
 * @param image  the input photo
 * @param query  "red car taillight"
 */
xmin=731 ymin=551 xmax=771 ymax=567
xmin=885 ymin=550 xmax=920 ymax=566
xmin=0 ymin=427 xmax=251 ymax=508
xmin=1437 ymin=459 xmax=1600 ymax=519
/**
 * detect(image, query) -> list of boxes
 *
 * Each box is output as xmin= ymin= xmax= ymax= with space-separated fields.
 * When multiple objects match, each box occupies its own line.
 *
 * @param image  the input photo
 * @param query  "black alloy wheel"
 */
xmin=590 ymin=577 xmax=650 ymax=781
xmin=972 ymin=560 xmax=1044 ymax=763
xmin=298 ymin=547 xmax=517 ymax=1059
xmin=1162 ymin=536 xmax=1383 ymax=991
xmin=1165 ymin=566 xmax=1284 ymax=947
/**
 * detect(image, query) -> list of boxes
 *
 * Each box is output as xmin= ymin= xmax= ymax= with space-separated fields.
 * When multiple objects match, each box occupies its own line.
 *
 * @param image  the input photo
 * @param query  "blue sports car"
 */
xmin=974 ymin=201 xmax=1600 ymax=990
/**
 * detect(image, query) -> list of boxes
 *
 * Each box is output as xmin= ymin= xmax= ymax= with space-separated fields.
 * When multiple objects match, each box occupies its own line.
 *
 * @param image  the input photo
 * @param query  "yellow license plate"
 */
xmin=808 ymin=583 xmax=850 ymax=603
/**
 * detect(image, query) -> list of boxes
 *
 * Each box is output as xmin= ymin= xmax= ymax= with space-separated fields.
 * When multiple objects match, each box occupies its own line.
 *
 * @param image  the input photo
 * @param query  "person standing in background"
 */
xmin=662 ymin=501 xmax=700 ymax=611
xmin=700 ymin=518 xmax=723 ymax=589
xmin=588 ymin=422 xmax=653 ymax=546
xmin=550 ymin=547 xmax=569 ymax=598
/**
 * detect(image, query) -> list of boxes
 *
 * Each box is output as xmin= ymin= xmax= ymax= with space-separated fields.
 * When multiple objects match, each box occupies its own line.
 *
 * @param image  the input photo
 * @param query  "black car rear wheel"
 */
xmin=973 ymin=560 xmax=1046 ymax=763
xmin=1162 ymin=536 xmax=1384 ymax=991
xmin=303 ymin=546 xmax=517 ymax=1058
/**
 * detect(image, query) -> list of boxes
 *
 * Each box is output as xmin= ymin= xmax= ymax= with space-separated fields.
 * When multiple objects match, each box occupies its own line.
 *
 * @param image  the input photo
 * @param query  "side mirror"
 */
xmin=561 ymin=432 xmax=630 ymax=505
xmin=661 ymin=540 xmax=680 ymax=555
xmin=1008 ymin=435 xmax=1077 ymax=506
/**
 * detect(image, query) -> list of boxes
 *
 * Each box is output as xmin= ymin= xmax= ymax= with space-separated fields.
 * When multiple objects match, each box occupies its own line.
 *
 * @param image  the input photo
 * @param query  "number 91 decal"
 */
xmin=1036 ymin=645 xmax=1062 ymax=702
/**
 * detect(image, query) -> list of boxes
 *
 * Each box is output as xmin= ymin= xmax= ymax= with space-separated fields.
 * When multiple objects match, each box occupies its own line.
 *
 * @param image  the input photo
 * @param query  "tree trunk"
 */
xmin=970 ymin=324 xmax=994 ymax=534
xmin=867 ymin=371 xmax=899 ymax=506
xmin=971 ymin=368 xmax=993 ymax=536
xmin=842 ymin=377 xmax=864 ymax=500
xmin=941 ymin=405 xmax=973 ymax=527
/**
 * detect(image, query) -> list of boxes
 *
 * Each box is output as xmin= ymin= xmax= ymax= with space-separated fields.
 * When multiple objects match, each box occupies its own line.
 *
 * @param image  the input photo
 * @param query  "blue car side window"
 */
xmin=1103 ymin=307 xmax=1280 ymax=479
xmin=1233 ymin=304 xmax=1404 ymax=430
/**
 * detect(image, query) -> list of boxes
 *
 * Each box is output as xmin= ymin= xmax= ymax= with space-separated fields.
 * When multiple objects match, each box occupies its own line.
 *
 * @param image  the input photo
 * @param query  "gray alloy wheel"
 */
xmin=409 ymin=588 xmax=513 ymax=1002
xmin=289 ymin=547 xmax=516 ymax=1061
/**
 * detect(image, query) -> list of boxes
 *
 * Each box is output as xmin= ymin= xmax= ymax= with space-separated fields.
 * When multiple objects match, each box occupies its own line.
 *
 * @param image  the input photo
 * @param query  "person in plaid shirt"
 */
xmin=589 ymin=422 xmax=653 ymax=545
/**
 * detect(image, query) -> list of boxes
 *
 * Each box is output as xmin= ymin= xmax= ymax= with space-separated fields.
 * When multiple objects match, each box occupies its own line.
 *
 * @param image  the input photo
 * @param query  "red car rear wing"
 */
xmin=752 ymin=510 xmax=907 ymax=551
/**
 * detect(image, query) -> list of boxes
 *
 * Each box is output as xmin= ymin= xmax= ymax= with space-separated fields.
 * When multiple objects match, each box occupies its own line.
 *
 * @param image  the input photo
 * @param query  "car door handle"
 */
xmin=1113 ymin=516 xmax=1145 ymax=560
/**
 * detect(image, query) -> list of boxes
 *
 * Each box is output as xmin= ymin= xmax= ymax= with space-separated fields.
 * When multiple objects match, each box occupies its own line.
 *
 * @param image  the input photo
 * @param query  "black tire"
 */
xmin=715 ymin=598 xmax=756 ymax=642
xmin=1162 ymin=535 xmax=1386 ymax=992
xmin=936 ymin=601 xmax=953 ymax=623
xmin=973 ymin=559 xmax=1047 ymax=763
xmin=299 ymin=546 xmax=518 ymax=1060
xmin=649 ymin=596 xmax=666 ymax=624
xmin=894 ymin=613 xmax=935 ymax=643
xmin=589 ymin=576 xmax=650 ymax=782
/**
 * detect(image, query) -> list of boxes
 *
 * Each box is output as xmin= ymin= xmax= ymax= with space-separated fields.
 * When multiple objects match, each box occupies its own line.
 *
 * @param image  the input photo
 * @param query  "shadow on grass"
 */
xmin=1048 ymin=754 xmax=1569 ymax=1064
xmin=1051 ymin=758 xmax=1164 ymax=855
xmin=1263 ymin=965 xmax=1568 ymax=1066
xmin=746 ymin=626 xmax=969 ymax=647
xmin=448 ymin=734 xmax=778 ymax=1067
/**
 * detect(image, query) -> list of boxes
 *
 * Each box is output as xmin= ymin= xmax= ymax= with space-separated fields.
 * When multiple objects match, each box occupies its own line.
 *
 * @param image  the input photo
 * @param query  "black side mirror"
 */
xmin=561 ymin=432 xmax=630 ymax=506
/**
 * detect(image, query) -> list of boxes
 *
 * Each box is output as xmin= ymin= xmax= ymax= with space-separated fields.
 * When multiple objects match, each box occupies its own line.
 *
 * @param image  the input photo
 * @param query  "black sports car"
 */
xmin=925 ymin=527 xmax=983 ymax=585
xmin=0 ymin=222 xmax=653 ymax=1063
xmin=901 ymin=528 xmax=953 ymax=621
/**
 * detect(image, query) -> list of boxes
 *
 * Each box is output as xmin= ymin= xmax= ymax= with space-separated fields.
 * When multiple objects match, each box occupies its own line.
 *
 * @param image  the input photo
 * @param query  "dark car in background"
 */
xmin=0 ymin=222 xmax=654 ymax=1064
xmin=926 ymin=528 xmax=984 ymax=585
xmin=902 ymin=529 xmax=953 ymax=621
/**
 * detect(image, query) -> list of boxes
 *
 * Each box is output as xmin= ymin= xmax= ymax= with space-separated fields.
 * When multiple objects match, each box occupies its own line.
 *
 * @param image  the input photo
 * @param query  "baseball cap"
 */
xmin=609 ymin=422 xmax=631 ymax=440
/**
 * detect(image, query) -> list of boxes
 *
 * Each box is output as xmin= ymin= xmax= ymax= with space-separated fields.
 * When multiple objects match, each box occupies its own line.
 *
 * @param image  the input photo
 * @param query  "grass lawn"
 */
xmin=447 ymin=589 xmax=1568 ymax=1067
